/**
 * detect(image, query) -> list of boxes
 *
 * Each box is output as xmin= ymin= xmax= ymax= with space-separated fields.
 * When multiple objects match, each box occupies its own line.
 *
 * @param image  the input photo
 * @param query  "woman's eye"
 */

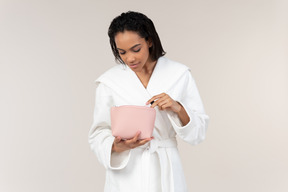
xmin=119 ymin=51 xmax=125 ymax=55
xmin=133 ymin=48 xmax=141 ymax=52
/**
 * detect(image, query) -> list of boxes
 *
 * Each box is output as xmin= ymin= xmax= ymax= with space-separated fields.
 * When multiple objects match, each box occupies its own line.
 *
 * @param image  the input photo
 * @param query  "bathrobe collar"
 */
xmin=95 ymin=57 xmax=190 ymax=105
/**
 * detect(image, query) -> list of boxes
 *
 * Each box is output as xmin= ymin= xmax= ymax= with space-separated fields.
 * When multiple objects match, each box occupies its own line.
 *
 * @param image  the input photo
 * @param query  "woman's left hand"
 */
xmin=146 ymin=93 xmax=182 ymax=113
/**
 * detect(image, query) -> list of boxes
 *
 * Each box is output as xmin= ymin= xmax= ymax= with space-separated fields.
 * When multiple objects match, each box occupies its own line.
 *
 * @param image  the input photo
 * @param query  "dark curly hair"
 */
xmin=108 ymin=11 xmax=166 ymax=64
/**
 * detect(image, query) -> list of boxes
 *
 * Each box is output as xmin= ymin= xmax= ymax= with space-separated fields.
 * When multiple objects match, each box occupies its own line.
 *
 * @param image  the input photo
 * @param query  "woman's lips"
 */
xmin=129 ymin=63 xmax=139 ymax=68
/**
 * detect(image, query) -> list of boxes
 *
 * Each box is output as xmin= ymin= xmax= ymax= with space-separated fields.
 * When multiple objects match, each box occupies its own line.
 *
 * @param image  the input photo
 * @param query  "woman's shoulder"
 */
xmin=158 ymin=57 xmax=190 ymax=77
xmin=95 ymin=64 xmax=128 ymax=83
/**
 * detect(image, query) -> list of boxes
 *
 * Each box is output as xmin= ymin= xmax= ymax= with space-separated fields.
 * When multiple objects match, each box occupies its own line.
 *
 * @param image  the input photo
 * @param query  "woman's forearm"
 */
xmin=176 ymin=102 xmax=190 ymax=126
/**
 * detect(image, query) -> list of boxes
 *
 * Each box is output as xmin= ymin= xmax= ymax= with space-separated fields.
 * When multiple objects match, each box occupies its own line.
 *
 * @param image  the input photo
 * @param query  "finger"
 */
xmin=134 ymin=131 xmax=141 ymax=141
xmin=158 ymin=100 xmax=169 ymax=108
xmin=149 ymin=93 xmax=170 ymax=108
xmin=156 ymin=95 xmax=174 ymax=109
xmin=136 ymin=136 xmax=154 ymax=147
xmin=146 ymin=93 xmax=166 ymax=105
xmin=162 ymin=99 xmax=174 ymax=109
xmin=146 ymin=95 xmax=160 ymax=105
xmin=160 ymin=103 xmax=170 ymax=110
xmin=115 ymin=136 xmax=122 ymax=143
xmin=148 ymin=98 xmax=159 ymax=107
xmin=127 ymin=131 xmax=141 ymax=144
xmin=150 ymin=96 xmax=164 ymax=107
xmin=140 ymin=137 xmax=154 ymax=143
xmin=138 ymin=138 xmax=152 ymax=146
xmin=151 ymin=97 xmax=166 ymax=108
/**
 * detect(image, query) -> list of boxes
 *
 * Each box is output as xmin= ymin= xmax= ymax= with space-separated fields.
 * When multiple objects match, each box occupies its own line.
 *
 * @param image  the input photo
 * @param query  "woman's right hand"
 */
xmin=112 ymin=131 xmax=153 ymax=153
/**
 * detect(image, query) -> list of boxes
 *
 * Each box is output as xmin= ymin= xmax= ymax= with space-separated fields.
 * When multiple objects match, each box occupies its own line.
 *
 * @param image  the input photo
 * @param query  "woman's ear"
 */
xmin=148 ymin=38 xmax=153 ymax=48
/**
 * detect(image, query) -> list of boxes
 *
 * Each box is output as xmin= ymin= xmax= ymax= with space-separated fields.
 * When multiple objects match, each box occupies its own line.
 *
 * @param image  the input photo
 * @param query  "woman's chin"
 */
xmin=127 ymin=64 xmax=142 ymax=72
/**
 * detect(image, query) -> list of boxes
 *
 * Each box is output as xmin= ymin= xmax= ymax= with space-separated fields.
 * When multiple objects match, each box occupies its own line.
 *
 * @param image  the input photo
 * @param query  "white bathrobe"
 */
xmin=89 ymin=57 xmax=209 ymax=192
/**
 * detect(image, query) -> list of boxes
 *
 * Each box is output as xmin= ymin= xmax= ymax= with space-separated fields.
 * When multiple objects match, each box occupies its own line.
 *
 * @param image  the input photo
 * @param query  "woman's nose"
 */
xmin=126 ymin=53 xmax=136 ymax=63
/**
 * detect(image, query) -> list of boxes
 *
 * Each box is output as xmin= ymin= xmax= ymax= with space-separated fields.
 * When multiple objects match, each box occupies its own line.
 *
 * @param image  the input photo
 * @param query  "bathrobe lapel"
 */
xmin=96 ymin=57 xmax=189 ymax=103
xmin=95 ymin=64 xmax=150 ymax=105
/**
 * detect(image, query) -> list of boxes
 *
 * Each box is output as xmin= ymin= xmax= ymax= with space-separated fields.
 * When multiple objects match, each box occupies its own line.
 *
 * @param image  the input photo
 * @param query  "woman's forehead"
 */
xmin=115 ymin=31 xmax=145 ymax=49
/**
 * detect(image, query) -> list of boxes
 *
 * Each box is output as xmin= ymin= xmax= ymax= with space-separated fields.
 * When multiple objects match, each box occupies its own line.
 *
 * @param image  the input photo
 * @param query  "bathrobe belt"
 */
xmin=139 ymin=137 xmax=178 ymax=192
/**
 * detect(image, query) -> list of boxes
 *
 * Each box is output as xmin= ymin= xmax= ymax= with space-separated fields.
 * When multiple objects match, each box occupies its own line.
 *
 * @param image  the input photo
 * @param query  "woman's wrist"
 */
xmin=175 ymin=102 xmax=190 ymax=126
xmin=175 ymin=101 xmax=183 ymax=114
xmin=112 ymin=143 xmax=116 ymax=152
xmin=112 ymin=143 xmax=119 ymax=153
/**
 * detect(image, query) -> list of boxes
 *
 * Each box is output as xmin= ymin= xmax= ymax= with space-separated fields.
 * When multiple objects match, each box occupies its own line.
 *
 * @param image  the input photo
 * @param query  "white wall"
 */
xmin=0 ymin=0 xmax=287 ymax=191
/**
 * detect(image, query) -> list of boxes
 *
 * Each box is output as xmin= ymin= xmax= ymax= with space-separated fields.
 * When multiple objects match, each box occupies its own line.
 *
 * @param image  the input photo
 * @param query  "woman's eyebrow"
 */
xmin=117 ymin=44 xmax=141 ymax=51
xmin=130 ymin=44 xmax=141 ymax=49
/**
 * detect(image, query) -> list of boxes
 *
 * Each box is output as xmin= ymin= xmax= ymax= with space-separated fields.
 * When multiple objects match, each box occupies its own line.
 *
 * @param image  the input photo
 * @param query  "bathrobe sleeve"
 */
xmin=88 ymin=82 xmax=131 ymax=170
xmin=167 ymin=70 xmax=209 ymax=145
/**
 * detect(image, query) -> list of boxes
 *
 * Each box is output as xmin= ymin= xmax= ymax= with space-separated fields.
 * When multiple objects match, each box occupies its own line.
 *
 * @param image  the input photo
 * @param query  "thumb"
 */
xmin=115 ymin=136 xmax=122 ymax=143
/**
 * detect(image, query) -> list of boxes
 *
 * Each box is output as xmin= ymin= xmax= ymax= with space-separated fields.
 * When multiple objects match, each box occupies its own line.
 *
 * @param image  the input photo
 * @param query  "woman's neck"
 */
xmin=136 ymin=59 xmax=157 ymax=77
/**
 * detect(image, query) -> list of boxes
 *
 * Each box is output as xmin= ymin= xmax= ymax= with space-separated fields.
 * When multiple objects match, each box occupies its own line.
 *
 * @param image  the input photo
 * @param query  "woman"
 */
xmin=89 ymin=11 xmax=209 ymax=192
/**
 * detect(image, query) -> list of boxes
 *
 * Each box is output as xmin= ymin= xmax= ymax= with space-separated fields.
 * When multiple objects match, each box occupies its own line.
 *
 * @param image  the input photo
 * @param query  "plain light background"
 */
xmin=0 ymin=0 xmax=287 ymax=192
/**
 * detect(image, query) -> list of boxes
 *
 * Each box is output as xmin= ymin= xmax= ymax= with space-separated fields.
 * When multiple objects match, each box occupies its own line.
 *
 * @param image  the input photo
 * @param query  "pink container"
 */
xmin=110 ymin=105 xmax=156 ymax=140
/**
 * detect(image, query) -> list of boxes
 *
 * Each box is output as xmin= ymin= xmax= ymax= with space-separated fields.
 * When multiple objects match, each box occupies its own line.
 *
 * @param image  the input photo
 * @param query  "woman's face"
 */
xmin=115 ymin=30 xmax=153 ymax=72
